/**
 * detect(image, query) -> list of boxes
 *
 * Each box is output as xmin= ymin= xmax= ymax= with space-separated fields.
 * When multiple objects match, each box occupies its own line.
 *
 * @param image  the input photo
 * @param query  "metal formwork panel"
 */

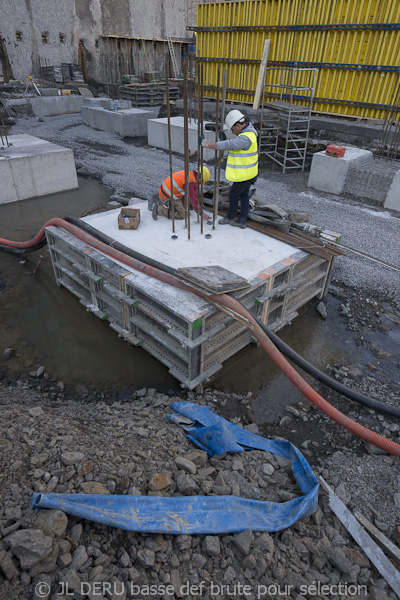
xmin=196 ymin=0 xmax=400 ymax=119
xmin=45 ymin=226 xmax=332 ymax=388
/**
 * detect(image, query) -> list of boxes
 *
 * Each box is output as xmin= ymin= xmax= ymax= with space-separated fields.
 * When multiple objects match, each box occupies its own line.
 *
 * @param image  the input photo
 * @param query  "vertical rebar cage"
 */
xmin=195 ymin=0 xmax=400 ymax=119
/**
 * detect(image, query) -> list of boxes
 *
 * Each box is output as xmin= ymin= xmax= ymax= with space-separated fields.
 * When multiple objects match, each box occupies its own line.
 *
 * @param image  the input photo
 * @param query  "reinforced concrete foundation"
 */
xmin=29 ymin=96 xmax=84 ymax=117
xmin=307 ymin=147 xmax=372 ymax=195
xmin=0 ymin=134 xmax=78 ymax=205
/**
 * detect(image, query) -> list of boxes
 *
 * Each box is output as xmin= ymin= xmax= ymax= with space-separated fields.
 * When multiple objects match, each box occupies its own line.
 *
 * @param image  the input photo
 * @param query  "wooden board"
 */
xmin=176 ymin=265 xmax=250 ymax=294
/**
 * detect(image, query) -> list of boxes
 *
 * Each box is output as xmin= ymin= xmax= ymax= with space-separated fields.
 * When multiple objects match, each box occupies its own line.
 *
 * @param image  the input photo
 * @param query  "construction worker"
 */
xmin=199 ymin=109 xmax=258 ymax=229
xmin=148 ymin=167 xmax=211 ymax=221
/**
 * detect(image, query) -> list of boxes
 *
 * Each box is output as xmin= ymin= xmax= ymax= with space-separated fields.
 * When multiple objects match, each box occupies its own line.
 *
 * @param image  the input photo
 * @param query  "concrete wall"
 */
xmin=0 ymin=0 xmax=198 ymax=82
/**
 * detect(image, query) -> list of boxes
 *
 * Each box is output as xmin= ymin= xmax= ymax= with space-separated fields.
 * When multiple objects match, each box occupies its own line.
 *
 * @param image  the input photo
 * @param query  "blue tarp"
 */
xmin=31 ymin=401 xmax=319 ymax=534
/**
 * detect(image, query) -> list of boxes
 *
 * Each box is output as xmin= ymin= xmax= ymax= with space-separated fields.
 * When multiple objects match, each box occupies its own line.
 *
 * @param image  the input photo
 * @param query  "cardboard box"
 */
xmin=118 ymin=208 xmax=140 ymax=230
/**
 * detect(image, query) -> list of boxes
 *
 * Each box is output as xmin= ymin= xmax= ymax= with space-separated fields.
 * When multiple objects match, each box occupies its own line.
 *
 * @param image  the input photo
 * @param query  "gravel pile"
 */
xmin=0 ymin=379 xmax=399 ymax=600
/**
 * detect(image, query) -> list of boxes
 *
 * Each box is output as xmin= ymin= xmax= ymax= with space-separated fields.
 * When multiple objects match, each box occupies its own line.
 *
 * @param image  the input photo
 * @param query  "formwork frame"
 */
xmin=46 ymin=224 xmax=333 ymax=390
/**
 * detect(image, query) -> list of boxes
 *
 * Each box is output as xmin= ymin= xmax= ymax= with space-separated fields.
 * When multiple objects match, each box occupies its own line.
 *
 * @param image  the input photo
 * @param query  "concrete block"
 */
xmin=0 ymin=134 xmax=78 ymax=205
xmin=0 ymin=158 xmax=18 ymax=204
xmin=81 ymin=106 xmax=156 ymax=138
xmin=307 ymin=147 xmax=372 ymax=194
xmin=29 ymin=96 xmax=84 ymax=117
xmin=147 ymin=116 xmax=233 ymax=161
xmin=385 ymin=169 xmax=400 ymax=212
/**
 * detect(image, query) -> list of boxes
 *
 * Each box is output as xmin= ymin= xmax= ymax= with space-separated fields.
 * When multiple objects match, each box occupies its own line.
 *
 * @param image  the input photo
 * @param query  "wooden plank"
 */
xmin=354 ymin=512 xmax=400 ymax=566
xmin=176 ymin=272 xmax=250 ymax=295
xmin=252 ymin=39 xmax=271 ymax=110
xmin=177 ymin=265 xmax=249 ymax=287
xmin=319 ymin=477 xmax=400 ymax=598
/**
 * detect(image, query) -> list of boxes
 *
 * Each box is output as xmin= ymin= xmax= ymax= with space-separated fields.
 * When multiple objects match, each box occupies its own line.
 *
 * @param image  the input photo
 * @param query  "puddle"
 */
xmin=0 ymin=180 xmax=395 ymax=403
xmin=0 ymin=179 xmax=179 ymax=393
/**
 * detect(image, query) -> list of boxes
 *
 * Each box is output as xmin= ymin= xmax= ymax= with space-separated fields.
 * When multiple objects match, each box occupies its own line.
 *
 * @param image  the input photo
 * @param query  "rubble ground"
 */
xmin=0 ymin=106 xmax=399 ymax=599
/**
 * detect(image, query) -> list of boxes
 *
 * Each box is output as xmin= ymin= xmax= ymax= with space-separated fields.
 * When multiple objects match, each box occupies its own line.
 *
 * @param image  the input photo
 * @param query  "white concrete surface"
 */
xmin=0 ymin=134 xmax=78 ymax=205
xmin=82 ymin=106 xmax=157 ymax=138
xmin=307 ymin=147 xmax=373 ymax=194
xmin=147 ymin=117 xmax=234 ymax=161
xmin=29 ymin=96 xmax=85 ymax=117
xmin=385 ymin=169 xmax=400 ymax=212
xmin=82 ymin=199 xmax=296 ymax=281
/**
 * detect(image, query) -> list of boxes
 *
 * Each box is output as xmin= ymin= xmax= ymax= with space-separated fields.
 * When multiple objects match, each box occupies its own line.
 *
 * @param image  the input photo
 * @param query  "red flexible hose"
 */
xmin=3 ymin=218 xmax=400 ymax=456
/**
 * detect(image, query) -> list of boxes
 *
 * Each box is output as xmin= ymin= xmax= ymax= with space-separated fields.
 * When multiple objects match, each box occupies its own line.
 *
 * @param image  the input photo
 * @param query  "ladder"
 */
xmin=167 ymin=36 xmax=179 ymax=79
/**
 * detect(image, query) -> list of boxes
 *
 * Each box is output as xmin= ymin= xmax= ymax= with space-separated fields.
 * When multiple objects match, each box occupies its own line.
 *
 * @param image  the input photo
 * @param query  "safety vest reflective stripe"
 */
xmin=225 ymin=131 xmax=258 ymax=182
xmin=160 ymin=171 xmax=196 ymax=201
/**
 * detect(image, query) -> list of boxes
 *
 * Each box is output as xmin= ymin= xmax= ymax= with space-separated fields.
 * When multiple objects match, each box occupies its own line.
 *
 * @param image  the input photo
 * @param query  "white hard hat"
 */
xmin=225 ymin=109 xmax=245 ymax=130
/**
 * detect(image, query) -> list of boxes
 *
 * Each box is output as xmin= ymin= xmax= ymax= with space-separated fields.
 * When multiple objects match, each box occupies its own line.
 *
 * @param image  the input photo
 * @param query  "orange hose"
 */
xmin=3 ymin=218 xmax=400 ymax=457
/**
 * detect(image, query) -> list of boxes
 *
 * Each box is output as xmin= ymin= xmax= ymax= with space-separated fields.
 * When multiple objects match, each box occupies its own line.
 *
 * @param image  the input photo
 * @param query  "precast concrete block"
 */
xmin=81 ymin=106 xmax=156 ymax=138
xmin=147 ymin=116 xmax=233 ymax=161
xmin=29 ymin=96 xmax=84 ymax=117
xmin=385 ymin=169 xmax=400 ymax=212
xmin=0 ymin=158 xmax=18 ymax=204
xmin=307 ymin=147 xmax=373 ymax=195
xmin=0 ymin=134 xmax=78 ymax=204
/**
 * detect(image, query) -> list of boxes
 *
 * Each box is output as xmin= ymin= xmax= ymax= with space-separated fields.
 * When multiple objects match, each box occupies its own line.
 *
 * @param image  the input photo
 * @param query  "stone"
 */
xmin=254 ymin=533 xmax=274 ymax=558
xmin=364 ymin=442 xmax=388 ymax=455
xmin=224 ymin=565 xmax=237 ymax=583
xmin=176 ymin=473 xmax=198 ymax=495
xmin=59 ymin=569 xmax=81 ymax=592
xmin=148 ymin=472 xmax=173 ymax=491
xmin=33 ymin=574 xmax=52 ymax=600
xmin=0 ymin=550 xmax=20 ymax=580
xmin=80 ymin=481 xmax=110 ymax=494
xmin=202 ymin=536 xmax=220 ymax=557
xmin=8 ymin=528 xmax=53 ymax=570
xmin=70 ymin=545 xmax=89 ymax=571
xmin=3 ymin=348 xmax=13 ymax=359
xmin=175 ymin=456 xmax=197 ymax=474
xmin=78 ymin=460 xmax=94 ymax=475
xmin=29 ymin=406 xmax=44 ymax=417
xmin=58 ymin=552 xmax=73 ymax=568
xmin=136 ymin=548 xmax=155 ymax=568
xmin=317 ymin=302 xmax=327 ymax=319
xmin=262 ymin=463 xmax=275 ymax=476
xmin=184 ymin=450 xmax=208 ymax=467
xmin=326 ymin=546 xmax=352 ymax=573
xmin=335 ymin=483 xmax=351 ymax=505
xmin=233 ymin=530 xmax=254 ymax=556
xmin=61 ymin=451 xmax=85 ymax=466
xmin=393 ymin=492 xmax=400 ymax=508
xmin=35 ymin=509 xmax=68 ymax=537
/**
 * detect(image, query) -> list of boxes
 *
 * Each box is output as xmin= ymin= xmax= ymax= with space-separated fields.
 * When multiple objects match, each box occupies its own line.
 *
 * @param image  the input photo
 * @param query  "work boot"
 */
xmin=218 ymin=217 xmax=235 ymax=225
xmin=230 ymin=220 xmax=246 ymax=229
xmin=152 ymin=203 xmax=158 ymax=220
xmin=148 ymin=193 xmax=159 ymax=211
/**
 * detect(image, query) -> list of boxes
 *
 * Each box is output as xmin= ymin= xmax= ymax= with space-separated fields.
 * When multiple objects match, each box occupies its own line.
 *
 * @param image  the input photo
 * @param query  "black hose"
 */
xmin=251 ymin=312 xmax=400 ymax=418
xmin=0 ymin=238 xmax=47 ymax=254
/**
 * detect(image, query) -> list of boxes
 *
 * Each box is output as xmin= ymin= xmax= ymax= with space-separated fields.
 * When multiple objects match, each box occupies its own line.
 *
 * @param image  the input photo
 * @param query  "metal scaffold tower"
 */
xmin=259 ymin=67 xmax=318 ymax=173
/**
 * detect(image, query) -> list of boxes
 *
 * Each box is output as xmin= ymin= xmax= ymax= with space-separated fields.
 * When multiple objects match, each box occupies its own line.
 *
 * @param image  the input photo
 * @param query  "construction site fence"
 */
xmin=194 ymin=0 xmax=400 ymax=120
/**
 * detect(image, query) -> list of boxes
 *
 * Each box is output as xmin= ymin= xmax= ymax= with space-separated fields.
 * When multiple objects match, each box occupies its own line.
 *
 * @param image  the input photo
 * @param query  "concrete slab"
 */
xmin=385 ymin=169 xmax=400 ymax=212
xmin=307 ymin=147 xmax=372 ymax=194
xmin=147 ymin=116 xmax=233 ymax=161
xmin=82 ymin=198 xmax=296 ymax=281
xmin=81 ymin=106 xmax=157 ymax=138
xmin=29 ymin=96 xmax=84 ymax=117
xmin=0 ymin=134 xmax=78 ymax=205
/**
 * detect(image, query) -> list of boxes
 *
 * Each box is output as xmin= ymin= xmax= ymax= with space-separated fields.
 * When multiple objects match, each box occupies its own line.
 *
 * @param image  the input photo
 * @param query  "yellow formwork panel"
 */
xmin=196 ymin=0 xmax=400 ymax=119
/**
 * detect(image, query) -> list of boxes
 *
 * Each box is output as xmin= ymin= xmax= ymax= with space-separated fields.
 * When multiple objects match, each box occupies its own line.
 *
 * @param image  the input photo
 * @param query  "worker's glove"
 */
xmin=218 ymin=131 xmax=227 ymax=141
xmin=199 ymin=136 xmax=209 ymax=148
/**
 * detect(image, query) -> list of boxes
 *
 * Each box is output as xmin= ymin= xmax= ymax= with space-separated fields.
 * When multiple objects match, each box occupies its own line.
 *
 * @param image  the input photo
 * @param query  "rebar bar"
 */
xmin=183 ymin=60 xmax=190 ymax=240
xmin=166 ymin=60 xmax=175 ymax=234
xmin=375 ymin=73 xmax=400 ymax=160
xmin=214 ymin=68 xmax=227 ymax=229
xmin=213 ymin=64 xmax=221 ymax=228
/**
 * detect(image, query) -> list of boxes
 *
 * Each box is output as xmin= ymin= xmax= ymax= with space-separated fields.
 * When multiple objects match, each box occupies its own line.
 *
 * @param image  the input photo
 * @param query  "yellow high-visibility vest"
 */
xmin=225 ymin=131 xmax=258 ymax=182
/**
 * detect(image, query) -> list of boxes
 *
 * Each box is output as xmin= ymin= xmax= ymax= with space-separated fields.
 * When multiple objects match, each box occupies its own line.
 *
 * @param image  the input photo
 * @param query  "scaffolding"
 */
xmin=259 ymin=67 xmax=318 ymax=173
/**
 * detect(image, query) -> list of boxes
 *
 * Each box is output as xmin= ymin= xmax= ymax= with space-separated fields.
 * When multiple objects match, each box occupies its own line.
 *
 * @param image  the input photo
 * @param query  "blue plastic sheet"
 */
xmin=31 ymin=402 xmax=319 ymax=534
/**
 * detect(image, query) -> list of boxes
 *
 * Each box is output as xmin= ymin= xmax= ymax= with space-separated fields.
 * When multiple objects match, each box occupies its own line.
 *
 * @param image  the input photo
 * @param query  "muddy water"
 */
xmin=0 ymin=178 xmax=376 ymax=414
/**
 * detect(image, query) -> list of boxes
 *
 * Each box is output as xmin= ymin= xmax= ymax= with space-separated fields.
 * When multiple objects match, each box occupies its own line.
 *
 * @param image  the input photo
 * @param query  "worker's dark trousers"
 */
xmin=227 ymin=176 xmax=257 ymax=223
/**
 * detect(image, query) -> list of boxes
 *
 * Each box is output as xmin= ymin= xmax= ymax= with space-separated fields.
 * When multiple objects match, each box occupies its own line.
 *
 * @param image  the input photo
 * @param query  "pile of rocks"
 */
xmin=0 ymin=379 xmax=398 ymax=600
